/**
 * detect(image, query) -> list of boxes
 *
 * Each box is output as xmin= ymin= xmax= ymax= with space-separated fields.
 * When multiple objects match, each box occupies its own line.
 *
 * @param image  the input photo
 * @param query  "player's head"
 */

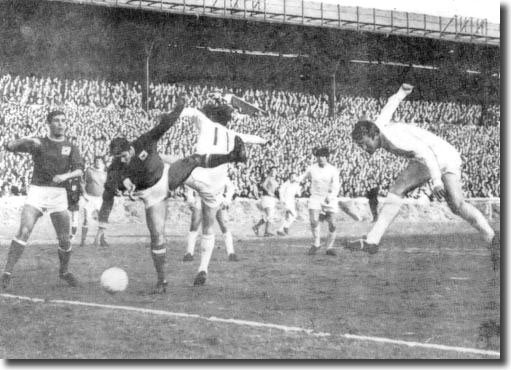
xmin=352 ymin=120 xmax=381 ymax=155
xmin=289 ymin=171 xmax=298 ymax=182
xmin=109 ymin=137 xmax=134 ymax=164
xmin=201 ymin=104 xmax=234 ymax=126
xmin=313 ymin=147 xmax=329 ymax=167
xmin=268 ymin=167 xmax=277 ymax=177
xmin=46 ymin=110 xmax=66 ymax=139
xmin=93 ymin=155 xmax=105 ymax=170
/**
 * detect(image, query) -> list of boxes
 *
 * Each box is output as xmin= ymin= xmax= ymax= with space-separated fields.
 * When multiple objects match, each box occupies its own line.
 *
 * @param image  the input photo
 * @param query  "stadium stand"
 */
xmin=0 ymin=74 xmax=500 ymax=199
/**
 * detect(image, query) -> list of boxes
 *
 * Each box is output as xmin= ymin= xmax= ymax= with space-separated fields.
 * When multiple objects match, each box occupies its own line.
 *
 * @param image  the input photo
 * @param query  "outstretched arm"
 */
xmin=5 ymin=137 xmax=41 ymax=153
xmin=144 ymin=102 xmax=186 ymax=142
xmin=235 ymin=131 xmax=268 ymax=145
xmin=295 ymin=168 xmax=311 ymax=184
xmin=180 ymin=107 xmax=210 ymax=131
xmin=375 ymin=83 xmax=413 ymax=128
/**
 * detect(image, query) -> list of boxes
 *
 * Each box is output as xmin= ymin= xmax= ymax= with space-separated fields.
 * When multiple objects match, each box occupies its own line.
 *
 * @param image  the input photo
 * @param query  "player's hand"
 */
xmin=129 ymin=190 xmax=140 ymax=202
xmin=432 ymin=185 xmax=446 ymax=200
xmin=401 ymin=83 xmax=414 ymax=95
xmin=52 ymin=174 xmax=69 ymax=183
xmin=83 ymin=194 xmax=90 ymax=202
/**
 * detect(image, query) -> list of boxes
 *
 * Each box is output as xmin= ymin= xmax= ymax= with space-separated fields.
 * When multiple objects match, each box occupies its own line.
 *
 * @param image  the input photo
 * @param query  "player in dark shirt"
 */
xmin=96 ymin=96 xmax=247 ymax=293
xmin=1 ymin=110 xmax=83 ymax=289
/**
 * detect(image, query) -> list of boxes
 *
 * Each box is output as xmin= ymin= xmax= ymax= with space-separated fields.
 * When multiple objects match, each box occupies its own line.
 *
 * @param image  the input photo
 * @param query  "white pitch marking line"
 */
xmin=1 ymin=293 xmax=500 ymax=357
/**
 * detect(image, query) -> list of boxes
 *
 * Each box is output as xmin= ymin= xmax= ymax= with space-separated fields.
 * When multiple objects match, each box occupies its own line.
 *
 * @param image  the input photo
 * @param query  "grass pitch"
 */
xmin=0 ymin=222 xmax=500 ymax=359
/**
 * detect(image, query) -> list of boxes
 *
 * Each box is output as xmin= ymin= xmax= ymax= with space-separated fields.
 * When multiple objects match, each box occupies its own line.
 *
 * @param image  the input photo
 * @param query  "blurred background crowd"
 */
xmin=0 ymin=74 xmax=500 ymax=199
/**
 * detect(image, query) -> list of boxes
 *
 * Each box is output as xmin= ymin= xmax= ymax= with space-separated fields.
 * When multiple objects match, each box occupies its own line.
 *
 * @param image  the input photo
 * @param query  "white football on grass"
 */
xmin=100 ymin=267 xmax=128 ymax=293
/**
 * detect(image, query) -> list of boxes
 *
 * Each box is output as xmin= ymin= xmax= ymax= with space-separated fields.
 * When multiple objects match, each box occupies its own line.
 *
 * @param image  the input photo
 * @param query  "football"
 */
xmin=100 ymin=267 xmax=129 ymax=293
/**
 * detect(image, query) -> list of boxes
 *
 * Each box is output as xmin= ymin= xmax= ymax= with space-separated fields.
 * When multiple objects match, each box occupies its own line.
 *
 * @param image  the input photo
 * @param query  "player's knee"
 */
xmin=150 ymin=233 xmax=165 ymax=247
xmin=329 ymin=224 xmax=336 ymax=233
xmin=202 ymin=226 xmax=214 ymax=235
xmin=58 ymin=237 xmax=71 ymax=252
xmin=447 ymin=197 xmax=464 ymax=215
xmin=18 ymin=225 xmax=32 ymax=241
xmin=310 ymin=220 xmax=318 ymax=229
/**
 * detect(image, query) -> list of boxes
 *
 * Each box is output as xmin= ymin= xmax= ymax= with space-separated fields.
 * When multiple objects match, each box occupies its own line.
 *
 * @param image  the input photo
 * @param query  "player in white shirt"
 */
xmin=183 ymin=180 xmax=238 ymax=262
xmin=80 ymin=156 xmax=107 ymax=247
xmin=346 ymin=83 xmax=498 ymax=260
xmin=180 ymin=99 xmax=267 ymax=285
xmin=296 ymin=147 xmax=340 ymax=256
xmin=276 ymin=172 xmax=301 ymax=236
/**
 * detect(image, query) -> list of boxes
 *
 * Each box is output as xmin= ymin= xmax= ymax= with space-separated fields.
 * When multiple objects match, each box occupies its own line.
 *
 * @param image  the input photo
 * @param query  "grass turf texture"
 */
xmin=0 ymin=222 xmax=500 ymax=359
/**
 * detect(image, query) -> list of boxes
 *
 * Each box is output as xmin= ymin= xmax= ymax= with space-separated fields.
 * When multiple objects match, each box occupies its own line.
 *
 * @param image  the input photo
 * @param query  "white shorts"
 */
xmin=261 ymin=196 xmax=276 ymax=210
xmin=411 ymin=152 xmax=462 ymax=181
xmin=136 ymin=164 xmax=170 ymax=209
xmin=186 ymin=194 xmax=202 ymax=210
xmin=184 ymin=176 xmax=224 ymax=209
xmin=26 ymin=185 xmax=68 ymax=214
xmin=308 ymin=195 xmax=338 ymax=214
xmin=439 ymin=152 xmax=463 ymax=178
xmin=81 ymin=195 xmax=103 ymax=216
xmin=260 ymin=196 xmax=276 ymax=219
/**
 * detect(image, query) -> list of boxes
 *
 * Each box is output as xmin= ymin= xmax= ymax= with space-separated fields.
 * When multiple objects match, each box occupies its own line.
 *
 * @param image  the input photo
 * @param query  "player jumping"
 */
xmin=346 ymin=83 xmax=499 ymax=263
xmin=179 ymin=98 xmax=267 ymax=286
xmin=1 ymin=110 xmax=83 ymax=289
xmin=96 ymin=96 xmax=248 ymax=293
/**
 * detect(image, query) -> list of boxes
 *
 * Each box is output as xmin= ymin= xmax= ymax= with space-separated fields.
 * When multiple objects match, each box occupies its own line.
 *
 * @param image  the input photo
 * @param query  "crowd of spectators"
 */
xmin=0 ymin=74 xmax=501 ymax=200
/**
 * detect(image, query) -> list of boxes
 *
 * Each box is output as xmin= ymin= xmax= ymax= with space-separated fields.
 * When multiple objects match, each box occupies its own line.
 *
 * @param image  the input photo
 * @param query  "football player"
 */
xmin=296 ymin=148 xmax=340 ymax=256
xmin=179 ymin=98 xmax=267 ymax=285
xmin=2 ymin=110 xmax=83 ymax=289
xmin=96 ymin=96 xmax=248 ymax=293
xmin=346 ymin=83 xmax=498 ymax=263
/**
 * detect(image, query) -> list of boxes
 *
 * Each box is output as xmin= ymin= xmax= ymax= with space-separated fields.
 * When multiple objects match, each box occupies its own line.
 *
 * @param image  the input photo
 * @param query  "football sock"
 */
xmin=264 ymin=221 xmax=271 ymax=234
xmin=457 ymin=202 xmax=495 ymax=243
xmin=198 ymin=234 xmax=215 ymax=273
xmin=286 ymin=214 xmax=296 ymax=228
xmin=223 ymin=231 xmax=234 ymax=255
xmin=204 ymin=153 xmax=233 ymax=168
xmin=187 ymin=231 xmax=199 ymax=255
xmin=80 ymin=226 xmax=88 ymax=244
xmin=71 ymin=226 xmax=77 ymax=237
xmin=326 ymin=230 xmax=337 ymax=250
xmin=312 ymin=224 xmax=321 ymax=247
xmin=57 ymin=242 xmax=72 ymax=275
xmin=4 ymin=238 xmax=26 ymax=274
xmin=151 ymin=244 xmax=167 ymax=282
xmin=366 ymin=193 xmax=402 ymax=245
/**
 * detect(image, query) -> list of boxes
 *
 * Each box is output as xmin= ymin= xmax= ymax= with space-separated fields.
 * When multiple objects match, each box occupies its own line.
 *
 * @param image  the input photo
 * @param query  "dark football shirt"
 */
xmin=31 ymin=137 xmax=82 ymax=188
xmin=105 ymin=106 xmax=184 ymax=194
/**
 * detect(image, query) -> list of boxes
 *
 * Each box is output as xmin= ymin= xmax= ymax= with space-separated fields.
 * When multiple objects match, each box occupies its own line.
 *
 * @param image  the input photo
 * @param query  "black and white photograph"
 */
xmin=0 ymin=0 xmax=501 ymax=359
